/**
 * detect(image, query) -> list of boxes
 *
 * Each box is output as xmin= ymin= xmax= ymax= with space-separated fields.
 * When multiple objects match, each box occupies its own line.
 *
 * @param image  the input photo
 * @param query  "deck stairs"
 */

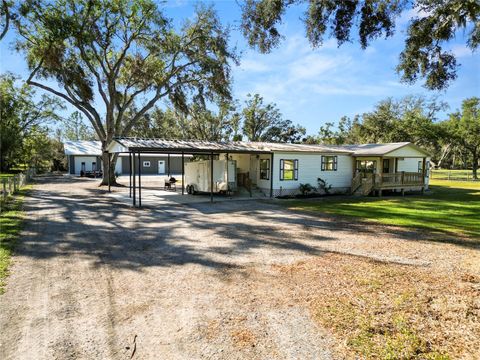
xmin=237 ymin=185 xmax=266 ymax=198
xmin=351 ymin=173 xmax=374 ymax=196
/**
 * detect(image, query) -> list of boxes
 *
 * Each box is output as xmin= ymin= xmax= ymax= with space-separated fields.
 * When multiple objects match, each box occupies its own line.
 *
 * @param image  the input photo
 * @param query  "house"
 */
xmin=63 ymin=140 xmax=189 ymax=176
xmin=106 ymin=138 xmax=430 ymax=206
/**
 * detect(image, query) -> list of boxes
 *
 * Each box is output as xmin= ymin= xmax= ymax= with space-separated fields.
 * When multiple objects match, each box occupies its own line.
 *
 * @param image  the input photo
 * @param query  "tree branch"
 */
xmin=0 ymin=0 xmax=9 ymax=41
xmin=27 ymin=80 xmax=104 ymax=138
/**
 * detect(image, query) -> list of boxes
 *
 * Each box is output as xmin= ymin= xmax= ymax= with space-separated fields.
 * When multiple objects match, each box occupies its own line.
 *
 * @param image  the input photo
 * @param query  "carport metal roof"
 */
xmin=107 ymin=137 xmax=353 ymax=154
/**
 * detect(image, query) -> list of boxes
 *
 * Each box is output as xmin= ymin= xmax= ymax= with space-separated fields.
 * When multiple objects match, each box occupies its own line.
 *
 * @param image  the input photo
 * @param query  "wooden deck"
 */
xmin=351 ymin=172 xmax=425 ymax=196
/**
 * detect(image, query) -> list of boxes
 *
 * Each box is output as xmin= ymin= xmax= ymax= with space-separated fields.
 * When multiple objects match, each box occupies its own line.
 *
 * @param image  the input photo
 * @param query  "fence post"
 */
xmin=2 ymin=179 xmax=6 ymax=202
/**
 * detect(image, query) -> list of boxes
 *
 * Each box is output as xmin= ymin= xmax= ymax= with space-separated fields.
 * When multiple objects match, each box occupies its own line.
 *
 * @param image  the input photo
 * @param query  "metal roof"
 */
xmin=64 ymin=141 xmax=102 ymax=156
xmin=64 ymin=140 xmax=192 ymax=157
xmin=106 ymin=138 xmax=429 ymax=156
xmin=108 ymin=138 xmax=353 ymax=154
xmin=336 ymin=142 xmax=430 ymax=156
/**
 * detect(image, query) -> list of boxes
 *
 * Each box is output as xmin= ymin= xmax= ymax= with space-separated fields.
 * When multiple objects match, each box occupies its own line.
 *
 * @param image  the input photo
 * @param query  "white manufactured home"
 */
xmin=106 ymin=138 xmax=430 ymax=206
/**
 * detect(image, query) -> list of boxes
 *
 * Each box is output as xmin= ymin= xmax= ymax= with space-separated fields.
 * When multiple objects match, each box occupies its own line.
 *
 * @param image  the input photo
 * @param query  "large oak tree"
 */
xmin=13 ymin=0 xmax=236 ymax=184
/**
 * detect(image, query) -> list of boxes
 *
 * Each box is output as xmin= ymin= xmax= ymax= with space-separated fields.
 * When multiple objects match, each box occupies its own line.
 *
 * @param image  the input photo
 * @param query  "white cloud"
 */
xmin=451 ymin=45 xmax=474 ymax=58
xmin=238 ymin=59 xmax=270 ymax=72
xmin=289 ymin=54 xmax=350 ymax=80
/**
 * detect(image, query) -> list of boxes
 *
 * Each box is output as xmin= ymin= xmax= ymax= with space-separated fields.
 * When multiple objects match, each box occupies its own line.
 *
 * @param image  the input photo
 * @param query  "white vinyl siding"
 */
xmin=386 ymin=145 xmax=428 ymax=158
xmin=74 ymin=156 xmax=97 ymax=175
xmin=396 ymin=157 xmax=424 ymax=173
xmin=271 ymin=152 xmax=353 ymax=190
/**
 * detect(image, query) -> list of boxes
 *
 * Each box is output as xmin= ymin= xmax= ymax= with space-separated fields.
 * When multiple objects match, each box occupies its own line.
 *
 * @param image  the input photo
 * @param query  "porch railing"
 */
xmin=362 ymin=174 xmax=374 ymax=195
xmin=351 ymin=172 xmax=362 ymax=194
xmin=374 ymin=171 xmax=424 ymax=188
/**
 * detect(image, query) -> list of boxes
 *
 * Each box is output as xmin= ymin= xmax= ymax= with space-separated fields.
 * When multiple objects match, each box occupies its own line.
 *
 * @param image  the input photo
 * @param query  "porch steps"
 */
xmin=236 ymin=186 xmax=266 ymax=198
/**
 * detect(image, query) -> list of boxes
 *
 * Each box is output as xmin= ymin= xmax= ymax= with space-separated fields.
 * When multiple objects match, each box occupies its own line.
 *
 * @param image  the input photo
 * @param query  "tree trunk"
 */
xmin=100 ymin=152 xmax=120 ymax=186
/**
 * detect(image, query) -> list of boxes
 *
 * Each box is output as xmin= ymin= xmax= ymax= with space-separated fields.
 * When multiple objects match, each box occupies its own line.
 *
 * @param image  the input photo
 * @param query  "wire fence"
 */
xmin=431 ymin=170 xmax=478 ymax=181
xmin=1 ymin=169 xmax=35 ymax=205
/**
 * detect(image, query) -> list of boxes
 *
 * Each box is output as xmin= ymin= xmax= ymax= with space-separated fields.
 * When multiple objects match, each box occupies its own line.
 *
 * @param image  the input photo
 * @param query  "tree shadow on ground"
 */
xmin=15 ymin=177 xmax=479 ymax=276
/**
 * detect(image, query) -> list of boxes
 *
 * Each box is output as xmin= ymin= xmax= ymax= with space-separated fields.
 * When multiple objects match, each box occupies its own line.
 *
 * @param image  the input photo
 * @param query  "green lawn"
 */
xmin=0 ymin=187 xmax=29 ymax=294
xmin=0 ymin=173 xmax=14 ymax=178
xmin=287 ymin=180 xmax=480 ymax=240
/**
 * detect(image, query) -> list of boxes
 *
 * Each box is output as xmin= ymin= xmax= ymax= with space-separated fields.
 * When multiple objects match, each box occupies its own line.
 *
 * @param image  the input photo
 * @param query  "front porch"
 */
xmin=351 ymin=171 xmax=426 ymax=196
xmin=351 ymin=155 xmax=428 ymax=196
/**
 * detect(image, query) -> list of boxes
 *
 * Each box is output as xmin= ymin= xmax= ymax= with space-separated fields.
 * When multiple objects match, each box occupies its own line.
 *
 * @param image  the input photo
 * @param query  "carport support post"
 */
xmin=270 ymin=153 xmax=274 ymax=198
xmin=107 ymin=152 xmax=111 ymax=192
xmin=210 ymin=151 xmax=214 ymax=203
xmin=132 ymin=151 xmax=136 ymax=207
xmin=181 ymin=152 xmax=185 ymax=195
xmin=167 ymin=153 xmax=170 ymax=177
xmin=129 ymin=153 xmax=132 ymax=198
xmin=138 ymin=152 xmax=142 ymax=208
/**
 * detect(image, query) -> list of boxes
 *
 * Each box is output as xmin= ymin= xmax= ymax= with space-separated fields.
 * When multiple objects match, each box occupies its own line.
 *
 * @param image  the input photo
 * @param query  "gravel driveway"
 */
xmin=0 ymin=177 xmax=473 ymax=359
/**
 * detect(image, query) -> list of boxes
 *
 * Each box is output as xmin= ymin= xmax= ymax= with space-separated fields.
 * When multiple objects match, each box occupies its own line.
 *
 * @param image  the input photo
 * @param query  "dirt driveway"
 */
xmin=0 ymin=177 xmax=475 ymax=359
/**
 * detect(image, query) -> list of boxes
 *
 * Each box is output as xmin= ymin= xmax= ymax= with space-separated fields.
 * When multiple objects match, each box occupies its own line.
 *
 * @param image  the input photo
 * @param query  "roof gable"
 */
xmin=336 ymin=142 xmax=430 ymax=156
xmin=64 ymin=141 xmax=102 ymax=156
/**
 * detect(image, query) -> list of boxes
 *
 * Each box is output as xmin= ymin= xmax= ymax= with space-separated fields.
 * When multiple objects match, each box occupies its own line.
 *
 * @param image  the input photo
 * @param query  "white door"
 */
xmin=158 ymin=160 xmax=166 ymax=174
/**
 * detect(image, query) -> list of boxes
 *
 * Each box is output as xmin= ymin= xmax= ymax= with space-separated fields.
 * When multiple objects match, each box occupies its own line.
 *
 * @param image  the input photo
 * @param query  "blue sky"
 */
xmin=1 ymin=0 xmax=479 ymax=135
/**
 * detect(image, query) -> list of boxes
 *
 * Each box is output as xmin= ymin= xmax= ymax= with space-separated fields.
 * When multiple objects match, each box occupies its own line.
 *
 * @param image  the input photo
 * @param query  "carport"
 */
xmin=106 ymin=138 xmax=274 ymax=207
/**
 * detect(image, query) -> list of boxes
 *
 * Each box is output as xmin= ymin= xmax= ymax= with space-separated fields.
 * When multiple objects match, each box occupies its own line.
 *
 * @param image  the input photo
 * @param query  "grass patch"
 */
xmin=0 ymin=173 xmax=15 ymax=178
xmin=431 ymin=169 xmax=477 ymax=181
xmin=287 ymin=180 xmax=480 ymax=239
xmin=278 ymin=254 xmax=480 ymax=359
xmin=0 ymin=187 xmax=30 ymax=294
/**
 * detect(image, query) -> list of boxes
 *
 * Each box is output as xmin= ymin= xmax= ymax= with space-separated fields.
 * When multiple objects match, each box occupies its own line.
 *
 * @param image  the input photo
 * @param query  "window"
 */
xmin=259 ymin=159 xmax=270 ymax=180
xmin=356 ymin=160 xmax=377 ymax=173
xmin=418 ymin=161 xmax=422 ymax=173
xmin=383 ymin=159 xmax=390 ymax=173
xmin=426 ymin=160 xmax=430 ymax=177
xmin=81 ymin=162 xmax=86 ymax=172
xmin=321 ymin=156 xmax=337 ymax=171
xmin=280 ymin=159 xmax=298 ymax=181
xmin=143 ymin=161 xmax=151 ymax=168
xmin=92 ymin=162 xmax=96 ymax=171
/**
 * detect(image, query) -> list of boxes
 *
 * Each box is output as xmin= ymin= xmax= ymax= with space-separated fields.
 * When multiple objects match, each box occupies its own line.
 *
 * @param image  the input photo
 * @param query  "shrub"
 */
xmin=317 ymin=177 xmax=332 ymax=194
xmin=299 ymin=183 xmax=314 ymax=195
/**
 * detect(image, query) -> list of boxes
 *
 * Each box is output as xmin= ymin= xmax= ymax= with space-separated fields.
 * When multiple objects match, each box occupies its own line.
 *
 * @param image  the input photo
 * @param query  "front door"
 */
xmin=382 ymin=159 xmax=390 ymax=174
xmin=158 ymin=160 xmax=166 ymax=174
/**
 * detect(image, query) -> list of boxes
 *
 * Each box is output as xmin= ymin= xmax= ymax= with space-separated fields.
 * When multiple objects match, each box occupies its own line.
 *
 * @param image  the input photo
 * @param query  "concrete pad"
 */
xmin=108 ymin=184 xmax=267 ymax=207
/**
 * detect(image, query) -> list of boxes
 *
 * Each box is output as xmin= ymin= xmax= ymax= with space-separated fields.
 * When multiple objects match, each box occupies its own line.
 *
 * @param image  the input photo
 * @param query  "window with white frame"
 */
xmin=143 ymin=161 xmax=151 ymax=167
xmin=280 ymin=159 xmax=298 ymax=181
xmin=321 ymin=156 xmax=337 ymax=171
xmin=259 ymin=159 xmax=270 ymax=180
xmin=418 ymin=161 xmax=422 ymax=173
